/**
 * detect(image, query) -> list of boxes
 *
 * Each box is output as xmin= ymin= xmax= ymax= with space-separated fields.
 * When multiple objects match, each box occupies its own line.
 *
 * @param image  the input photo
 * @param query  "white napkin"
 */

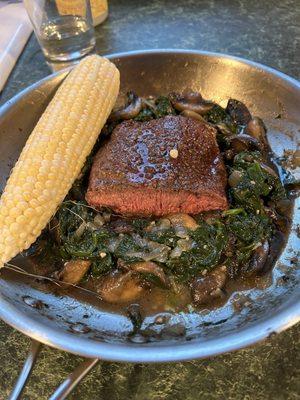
xmin=0 ymin=1 xmax=32 ymax=92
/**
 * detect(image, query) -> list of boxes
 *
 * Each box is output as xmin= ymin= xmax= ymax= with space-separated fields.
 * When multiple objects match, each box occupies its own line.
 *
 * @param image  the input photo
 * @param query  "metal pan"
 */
xmin=0 ymin=50 xmax=299 ymax=399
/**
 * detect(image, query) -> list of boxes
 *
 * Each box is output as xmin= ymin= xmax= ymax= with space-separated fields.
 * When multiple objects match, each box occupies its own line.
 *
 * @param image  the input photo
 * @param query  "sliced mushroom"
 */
xmin=74 ymin=221 xmax=87 ymax=239
xmin=96 ymin=271 xmax=145 ymax=303
xmin=156 ymin=218 xmax=171 ymax=229
xmin=145 ymin=218 xmax=171 ymax=235
xmin=216 ymin=123 xmax=234 ymax=137
xmin=147 ymin=241 xmax=171 ymax=263
xmin=170 ymin=91 xmax=215 ymax=115
xmin=191 ymin=265 xmax=227 ymax=305
xmin=177 ymin=238 xmax=195 ymax=251
xmin=93 ymin=214 xmax=105 ymax=227
xmin=246 ymin=117 xmax=268 ymax=147
xmin=274 ymin=198 xmax=292 ymax=215
xmin=259 ymin=162 xmax=278 ymax=178
xmin=180 ymin=109 xmax=206 ymax=122
xmin=58 ymin=260 xmax=91 ymax=284
xmin=102 ymin=211 xmax=111 ymax=222
xmin=169 ymin=238 xmax=195 ymax=260
xmin=260 ymin=231 xmax=285 ymax=273
xmin=228 ymin=134 xmax=261 ymax=153
xmin=246 ymin=240 xmax=269 ymax=275
xmin=265 ymin=207 xmax=289 ymax=233
xmin=168 ymin=213 xmax=198 ymax=231
xmin=141 ymin=97 xmax=156 ymax=111
xmin=128 ymin=261 xmax=168 ymax=287
xmin=110 ymin=91 xmax=142 ymax=121
xmin=228 ymin=170 xmax=243 ymax=187
xmin=226 ymin=99 xmax=252 ymax=125
xmin=169 ymin=246 xmax=183 ymax=258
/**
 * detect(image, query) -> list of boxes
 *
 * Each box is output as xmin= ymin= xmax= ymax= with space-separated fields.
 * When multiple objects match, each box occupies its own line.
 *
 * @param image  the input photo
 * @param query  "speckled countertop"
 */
xmin=0 ymin=1 xmax=299 ymax=399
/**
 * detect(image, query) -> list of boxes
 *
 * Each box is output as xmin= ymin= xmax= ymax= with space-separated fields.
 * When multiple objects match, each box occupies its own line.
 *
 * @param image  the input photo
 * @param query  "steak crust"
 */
xmin=86 ymin=115 xmax=227 ymax=216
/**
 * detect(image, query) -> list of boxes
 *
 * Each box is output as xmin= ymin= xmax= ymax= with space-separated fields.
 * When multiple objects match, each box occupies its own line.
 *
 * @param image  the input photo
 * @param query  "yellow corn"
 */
xmin=0 ymin=54 xmax=120 ymax=266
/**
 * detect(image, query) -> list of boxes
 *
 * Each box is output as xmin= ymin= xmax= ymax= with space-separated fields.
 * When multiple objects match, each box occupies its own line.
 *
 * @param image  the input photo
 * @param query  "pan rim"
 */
xmin=0 ymin=49 xmax=299 ymax=362
xmin=0 ymin=291 xmax=299 ymax=362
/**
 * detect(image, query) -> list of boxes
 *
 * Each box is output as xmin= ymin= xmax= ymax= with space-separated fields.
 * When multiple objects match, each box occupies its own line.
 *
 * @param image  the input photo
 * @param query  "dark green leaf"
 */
xmin=154 ymin=96 xmax=176 ymax=118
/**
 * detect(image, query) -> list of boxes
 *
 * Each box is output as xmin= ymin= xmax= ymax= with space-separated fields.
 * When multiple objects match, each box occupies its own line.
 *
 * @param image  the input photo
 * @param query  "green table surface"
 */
xmin=0 ymin=0 xmax=299 ymax=399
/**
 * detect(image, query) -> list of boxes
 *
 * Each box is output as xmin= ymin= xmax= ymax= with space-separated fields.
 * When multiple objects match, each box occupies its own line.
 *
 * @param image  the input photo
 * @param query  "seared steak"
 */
xmin=86 ymin=115 xmax=227 ymax=216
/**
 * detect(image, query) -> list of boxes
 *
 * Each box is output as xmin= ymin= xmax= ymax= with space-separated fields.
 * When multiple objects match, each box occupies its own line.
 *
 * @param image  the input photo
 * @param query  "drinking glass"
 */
xmin=23 ymin=0 xmax=96 ymax=62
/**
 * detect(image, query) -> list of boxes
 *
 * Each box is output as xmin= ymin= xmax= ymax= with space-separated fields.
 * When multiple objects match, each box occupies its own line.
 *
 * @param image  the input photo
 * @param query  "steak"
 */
xmin=86 ymin=115 xmax=228 ymax=216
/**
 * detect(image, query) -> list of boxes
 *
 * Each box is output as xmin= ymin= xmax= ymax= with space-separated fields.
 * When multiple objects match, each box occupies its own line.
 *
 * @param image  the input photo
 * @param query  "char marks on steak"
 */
xmin=86 ymin=115 xmax=227 ymax=216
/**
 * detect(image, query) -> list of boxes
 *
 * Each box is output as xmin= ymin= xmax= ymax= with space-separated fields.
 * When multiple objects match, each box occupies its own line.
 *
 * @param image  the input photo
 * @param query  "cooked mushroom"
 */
xmin=145 ymin=218 xmax=171 ymax=234
xmin=274 ymin=198 xmax=292 ymax=215
xmin=169 ymin=246 xmax=183 ymax=258
xmin=246 ymin=240 xmax=269 ymax=275
xmin=156 ymin=218 xmax=172 ymax=229
xmin=216 ymin=123 xmax=234 ymax=137
xmin=176 ymin=238 xmax=194 ymax=251
xmin=58 ymin=259 xmax=91 ymax=284
xmin=169 ymin=214 xmax=198 ymax=238
xmin=246 ymin=117 xmax=268 ymax=147
xmin=141 ymin=97 xmax=156 ymax=110
xmin=180 ymin=109 xmax=206 ymax=122
xmin=128 ymin=261 xmax=168 ymax=287
xmin=228 ymin=170 xmax=243 ymax=188
xmin=168 ymin=213 xmax=198 ymax=232
xmin=93 ymin=214 xmax=105 ymax=227
xmin=170 ymin=91 xmax=215 ymax=115
xmin=259 ymin=162 xmax=279 ymax=178
xmin=110 ymin=91 xmax=142 ymax=120
xmin=169 ymin=238 xmax=195 ymax=260
xmin=228 ymin=134 xmax=261 ymax=153
xmin=226 ymin=99 xmax=252 ymax=125
xmin=96 ymin=271 xmax=145 ymax=303
xmin=191 ymin=265 xmax=227 ymax=305
xmin=102 ymin=211 xmax=111 ymax=222
xmin=74 ymin=221 xmax=87 ymax=239
xmin=260 ymin=232 xmax=285 ymax=273
xmin=265 ymin=207 xmax=289 ymax=233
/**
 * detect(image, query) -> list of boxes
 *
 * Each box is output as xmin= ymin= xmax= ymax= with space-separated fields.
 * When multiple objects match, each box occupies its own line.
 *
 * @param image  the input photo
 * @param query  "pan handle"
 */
xmin=49 ymin=357 xmax=99 ymax=400
xmin=9 ymin=339 xmax=99 ymax=400
xmin=8 ymin=339 xmax=42 ymax=400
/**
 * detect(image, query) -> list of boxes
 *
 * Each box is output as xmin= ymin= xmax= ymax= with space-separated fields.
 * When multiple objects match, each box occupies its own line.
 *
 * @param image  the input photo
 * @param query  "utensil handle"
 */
xmin=49 ymin=358 xmax=99 ymax=400
xmin=8 ymin=339 xmax=42 ymax=400
xmin=9 ymin=339 xmax=99 ymax=400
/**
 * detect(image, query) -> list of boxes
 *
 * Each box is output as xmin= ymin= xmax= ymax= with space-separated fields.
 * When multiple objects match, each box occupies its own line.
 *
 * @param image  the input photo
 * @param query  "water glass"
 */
xmin=23 ymin=0 xmax=96 ymax=62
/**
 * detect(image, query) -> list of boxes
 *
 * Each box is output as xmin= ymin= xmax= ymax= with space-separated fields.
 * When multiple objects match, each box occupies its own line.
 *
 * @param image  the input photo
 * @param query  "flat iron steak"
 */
xmin=86 ymin=115 xmax=228 ymax=216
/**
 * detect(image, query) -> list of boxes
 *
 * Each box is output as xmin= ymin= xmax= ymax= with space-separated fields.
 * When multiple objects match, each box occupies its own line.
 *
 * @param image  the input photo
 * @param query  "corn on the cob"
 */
xmin=0 ymin=55 xmax=120 ymax=266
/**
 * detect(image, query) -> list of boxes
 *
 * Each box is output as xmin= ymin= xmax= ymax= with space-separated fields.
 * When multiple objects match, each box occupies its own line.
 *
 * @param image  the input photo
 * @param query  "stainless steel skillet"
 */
xmin=0 ymin=50 xmax=299 ymax=399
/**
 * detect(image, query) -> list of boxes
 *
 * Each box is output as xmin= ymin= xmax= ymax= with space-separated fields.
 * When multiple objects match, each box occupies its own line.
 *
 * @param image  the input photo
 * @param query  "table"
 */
xmin=0 ymin=0 xmax=299 ymax=398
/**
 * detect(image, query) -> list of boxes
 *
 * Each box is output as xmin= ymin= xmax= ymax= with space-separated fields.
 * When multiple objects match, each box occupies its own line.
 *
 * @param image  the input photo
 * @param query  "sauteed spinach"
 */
xmin=28 ymin=91 xmax=291 ymax=308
